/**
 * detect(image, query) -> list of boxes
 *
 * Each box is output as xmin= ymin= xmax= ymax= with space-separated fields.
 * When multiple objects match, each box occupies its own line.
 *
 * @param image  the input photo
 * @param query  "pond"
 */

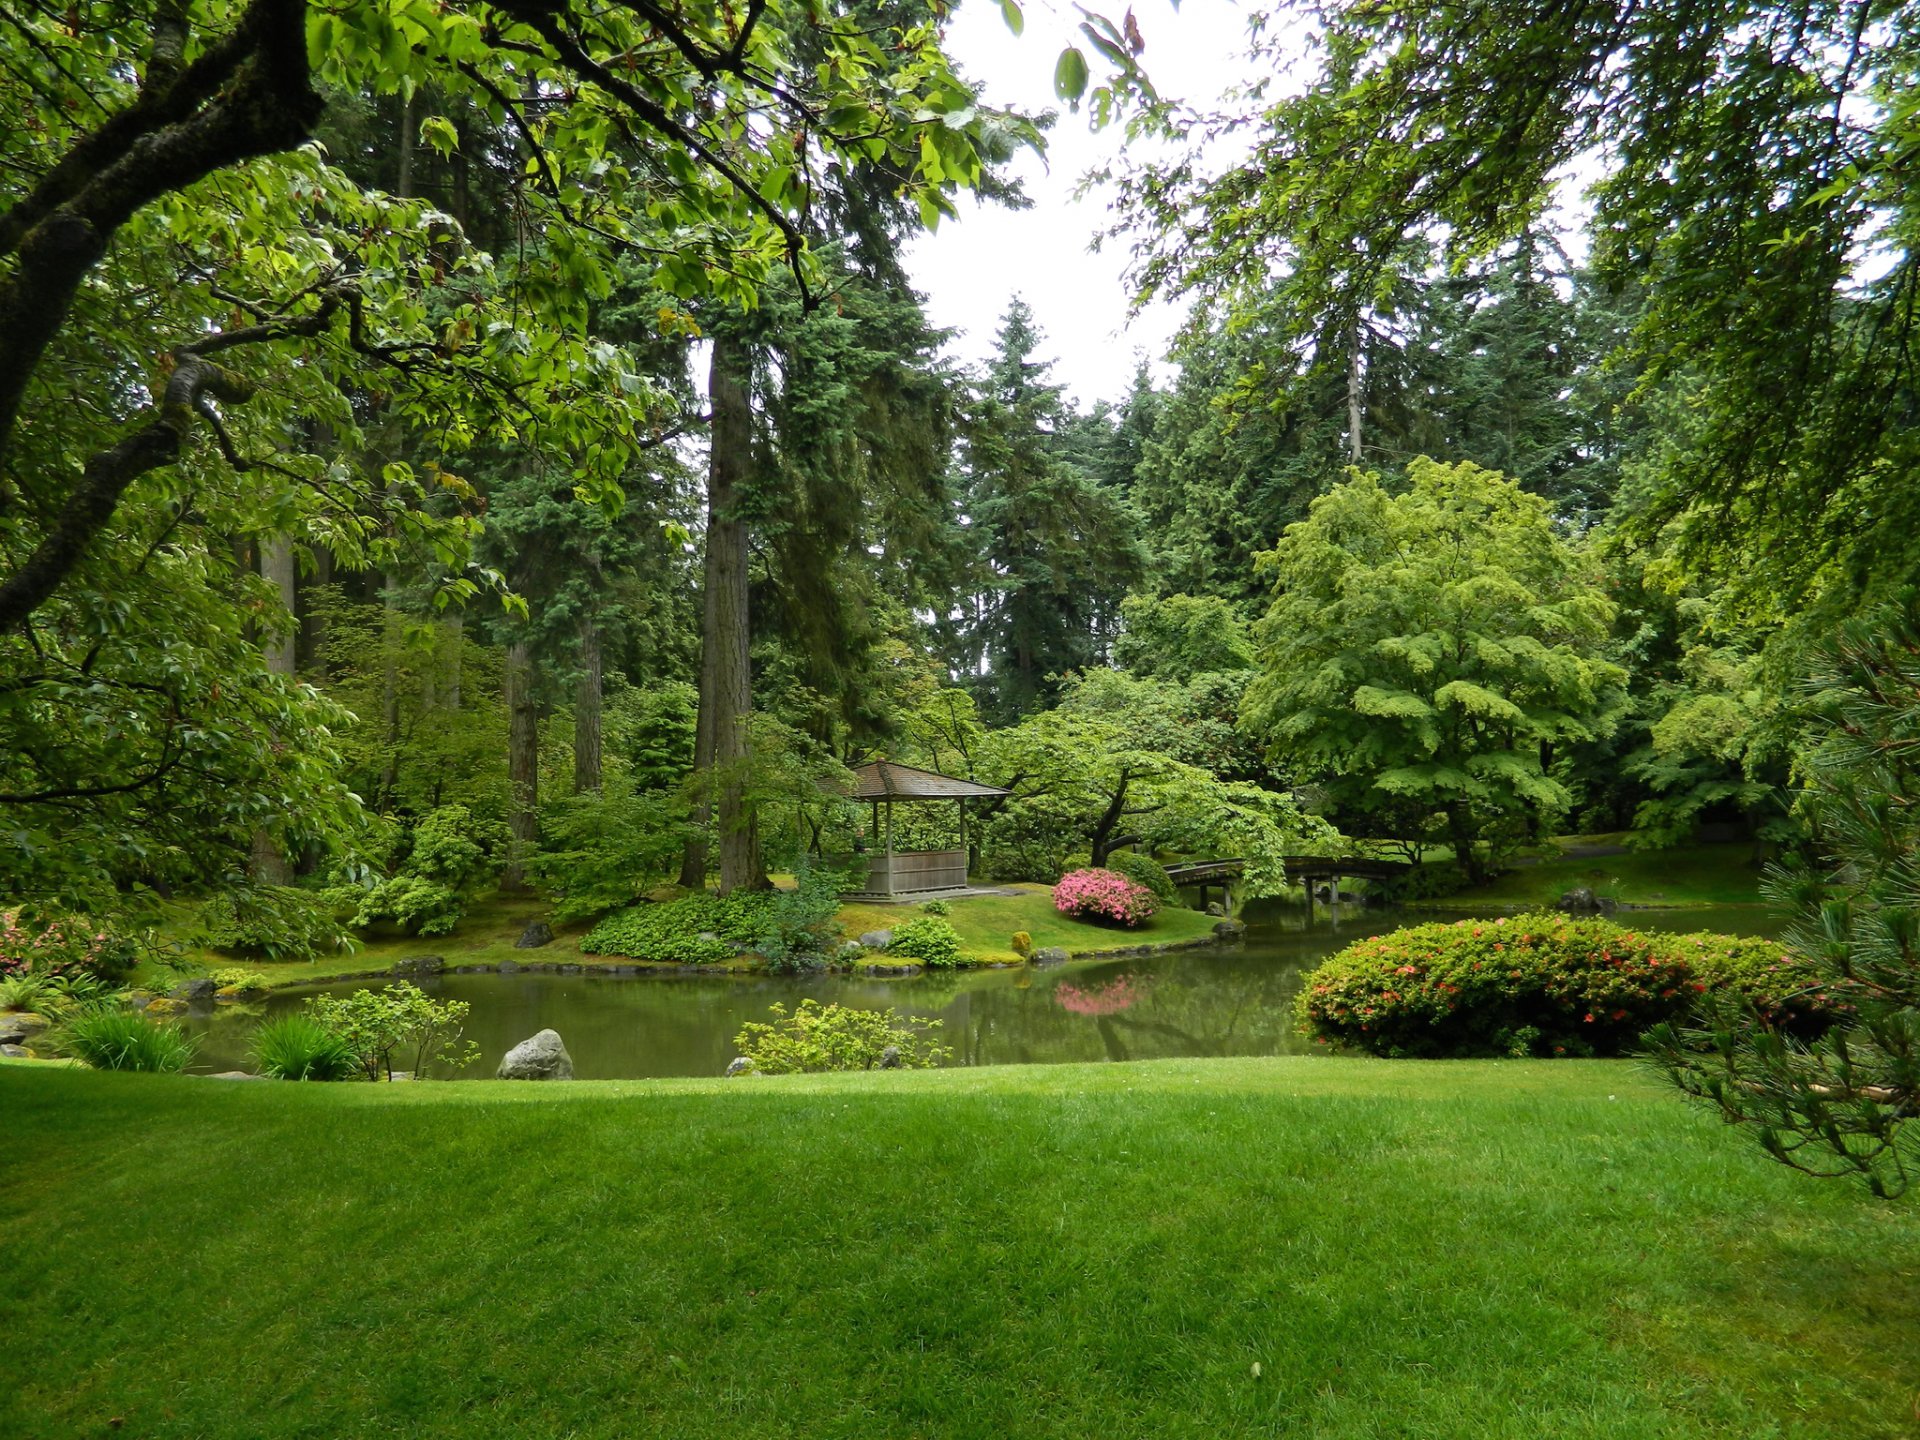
xmin=181 ymin=904 xmax=1785 ymax=1080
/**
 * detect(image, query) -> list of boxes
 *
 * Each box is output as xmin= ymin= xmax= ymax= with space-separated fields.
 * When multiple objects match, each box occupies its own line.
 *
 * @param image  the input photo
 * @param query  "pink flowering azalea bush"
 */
xmin=1053 ymin=868 xmax=1159 ymax=928
xmin=0 ymin=909 xmax=137 ymax=984
xmin=1297 ymin=913 xmax=1840 ymax=1059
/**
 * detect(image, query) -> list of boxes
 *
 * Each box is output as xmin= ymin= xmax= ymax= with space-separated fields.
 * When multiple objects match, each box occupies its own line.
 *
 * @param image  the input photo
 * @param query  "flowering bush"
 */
xmin=1298 ymin=913 xmax=1838 ymax=1058
xmin=1053 ymin=868 xmax=1159 ymax=928
xmin=0 ymin=909 xmax=137 ymax=984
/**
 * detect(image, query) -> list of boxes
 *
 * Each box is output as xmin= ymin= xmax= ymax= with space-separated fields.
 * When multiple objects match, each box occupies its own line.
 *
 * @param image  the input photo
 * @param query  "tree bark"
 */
xmin=574 ymin=605 xmax=602 ymax=793
xmin=1447 ymin=803 xmax=1487 ymax=886
xmin=703 ymin=331 xmax=764 ymax=894
xmin=677 ymin=629 xmax=715 ymax=889
xmin=504 ymin=638 xmax=538 ymax=890
xmin=1346 ymin=315 xmax=1365 ymax=464
xmin=249 ymin=533 xmax=297 ymax=883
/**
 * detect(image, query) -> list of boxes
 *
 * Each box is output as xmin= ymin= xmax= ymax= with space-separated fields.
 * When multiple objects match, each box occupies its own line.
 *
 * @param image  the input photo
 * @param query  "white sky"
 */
xmin=904 ymin=0 xmax=1272 ymax=407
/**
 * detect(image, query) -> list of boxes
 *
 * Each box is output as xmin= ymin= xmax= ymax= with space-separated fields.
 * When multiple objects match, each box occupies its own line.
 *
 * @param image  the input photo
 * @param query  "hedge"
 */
xmin=581 ymin=891 xmax=780 ymax=964
xmin=1297 ymin=913 xmax=1841 ymax=1058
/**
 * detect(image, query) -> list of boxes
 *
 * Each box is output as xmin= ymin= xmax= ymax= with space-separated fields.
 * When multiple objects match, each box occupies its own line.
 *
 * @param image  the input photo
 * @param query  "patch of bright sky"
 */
xmin=904 ymin=0 xmax=1274 ymax=408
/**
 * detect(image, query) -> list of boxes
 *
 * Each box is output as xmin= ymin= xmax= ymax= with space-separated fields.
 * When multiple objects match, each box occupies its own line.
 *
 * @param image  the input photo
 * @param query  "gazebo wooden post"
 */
xmin=956 ymin=798 xmax=967 ymax=881
xmin=885 ymin=796 xmax=896 ymax=893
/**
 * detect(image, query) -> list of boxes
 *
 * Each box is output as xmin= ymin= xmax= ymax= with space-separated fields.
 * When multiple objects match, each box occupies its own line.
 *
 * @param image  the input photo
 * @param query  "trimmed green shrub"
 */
xmin=1107 ymin=850 xmax=1177 ymax=904
xmin=731 ymin=999 xmax=950 ymax=1074
xmin=886 ymin=916 xmax=963 ymax=969
xmin=1011 ymin=930 xmax=1033 ymax=958
xmin=60 ymin=1010 xmax=196 ymax=1073
xmin=198 ymin=886 xmax=350 ymax=962
xmin=920 ymin=898 xmax=952 ymax=916
xmin=1298 ymin=914 xmax=1836 ymax=1058
xmin=581 ymin=889 xmax=782 ymax=963
xmin=250 ymin=1014 xmax=359 ymax=1081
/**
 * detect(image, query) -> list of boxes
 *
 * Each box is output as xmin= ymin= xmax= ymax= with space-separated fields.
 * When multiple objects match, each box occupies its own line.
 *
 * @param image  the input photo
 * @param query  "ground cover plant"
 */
xmin=581 ymin=890 xmax=782 ymax=964
xmin=1299 ymin=914 xmax=1834 ymax=1058
xmin=3 ymin=1059 xmax=1918 ymax=1438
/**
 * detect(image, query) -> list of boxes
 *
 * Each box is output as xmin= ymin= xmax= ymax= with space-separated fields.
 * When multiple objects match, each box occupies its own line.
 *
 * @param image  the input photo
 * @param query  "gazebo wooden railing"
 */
xmin=840 ymin=760 xmax=1009 ymax=899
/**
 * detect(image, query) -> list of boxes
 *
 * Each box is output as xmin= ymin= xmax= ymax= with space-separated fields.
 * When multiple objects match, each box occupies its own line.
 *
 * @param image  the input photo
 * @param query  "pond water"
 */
xmin=181 ymin=904 xmax=1785 ymax=1080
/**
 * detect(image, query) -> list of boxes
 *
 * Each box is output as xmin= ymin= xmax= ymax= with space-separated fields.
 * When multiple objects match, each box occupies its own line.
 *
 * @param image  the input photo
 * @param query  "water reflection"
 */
xmin=181 ymin=905 xmax=1782 ymax=1080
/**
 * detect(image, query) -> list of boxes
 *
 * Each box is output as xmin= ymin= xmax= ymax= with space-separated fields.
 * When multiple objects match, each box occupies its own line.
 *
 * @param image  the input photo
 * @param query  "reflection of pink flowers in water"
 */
xmin=1055 ymin=975 xmax=1145 ymax=1016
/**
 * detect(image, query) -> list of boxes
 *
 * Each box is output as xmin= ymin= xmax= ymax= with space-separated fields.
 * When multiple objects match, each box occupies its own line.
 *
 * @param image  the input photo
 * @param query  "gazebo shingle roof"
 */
xmin=846 ymin=760 xmax=1009 ymax=801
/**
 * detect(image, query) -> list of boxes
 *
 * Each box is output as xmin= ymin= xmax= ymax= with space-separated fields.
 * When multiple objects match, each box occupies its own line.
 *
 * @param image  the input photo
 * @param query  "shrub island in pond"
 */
xmin=1298 ymin=913 xmax=1842 ymax=1058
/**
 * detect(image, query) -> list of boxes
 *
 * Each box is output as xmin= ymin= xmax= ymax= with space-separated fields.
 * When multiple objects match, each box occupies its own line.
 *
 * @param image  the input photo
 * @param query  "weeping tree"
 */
xmin=1650 ymin=603 xmax=1920 ymax=1197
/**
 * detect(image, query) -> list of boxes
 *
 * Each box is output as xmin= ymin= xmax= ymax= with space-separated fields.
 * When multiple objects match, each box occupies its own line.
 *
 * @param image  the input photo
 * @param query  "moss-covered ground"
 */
xmin=3 ymin=1057 xmax=1917 ymax=1438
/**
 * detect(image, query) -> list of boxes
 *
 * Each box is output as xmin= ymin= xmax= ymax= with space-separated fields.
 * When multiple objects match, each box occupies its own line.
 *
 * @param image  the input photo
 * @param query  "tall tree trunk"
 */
xmin=705 ymin=332 xmax=764 ymax=894
xmin=574 ymin=605 xmax=602 ymax=793
xmin=677 ymin=633 xmax=715 ymax=889
xmin=250 ymin=536 xmax=297 ymax=884
xmin=1446 ymin=803 xmax=1487 ymax=886
xmin=503 ymin=638 xmax=538 ymax=890
xmin=1346 ymin=316 xmax=1365 ymax=464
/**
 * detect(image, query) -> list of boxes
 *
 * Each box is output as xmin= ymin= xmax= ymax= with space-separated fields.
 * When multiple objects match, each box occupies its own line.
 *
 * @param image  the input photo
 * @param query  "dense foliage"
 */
xmin=885 ymin=917 xmax=964 ymax=969
xmin=1104 ymin=851 xmax=1178 ymax=905
xmin=1652 ymin=604 xmax=1920 ymax=1195
xmin=302 ymin=983 xmax=478 ymax=1081
xmin=250 ymin=1014 xmax=361 ymax=1082
xmin=731 ymin=1000 xmax=950 ymax=1074
xmin=581 ymin=891 xmax=778 ymax=965
xmin=1300 ymin=915 xmax=1834 ymax=1059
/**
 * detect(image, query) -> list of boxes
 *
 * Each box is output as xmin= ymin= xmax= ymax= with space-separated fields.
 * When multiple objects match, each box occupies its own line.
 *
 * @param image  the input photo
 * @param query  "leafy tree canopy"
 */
xmin=1244 ymin=458 xmax=1626 ymax=879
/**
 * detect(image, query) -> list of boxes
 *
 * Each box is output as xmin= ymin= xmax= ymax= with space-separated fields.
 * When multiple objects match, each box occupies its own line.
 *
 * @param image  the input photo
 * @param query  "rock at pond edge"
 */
xmin=496 ymin=1029 xmax=574 ymax=1081
xmin=516 ymin=921 xmax=554 ymax=949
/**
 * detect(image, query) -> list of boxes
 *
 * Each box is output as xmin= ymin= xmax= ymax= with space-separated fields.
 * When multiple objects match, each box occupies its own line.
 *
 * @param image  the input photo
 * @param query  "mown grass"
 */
xmin=1430 ymin=841 xmax=1770 ymax=911
xmin=3 ymin=1058 xmax=1917 ymax=1438
xmin=838 ymin=882 xmax=1222 ymax=963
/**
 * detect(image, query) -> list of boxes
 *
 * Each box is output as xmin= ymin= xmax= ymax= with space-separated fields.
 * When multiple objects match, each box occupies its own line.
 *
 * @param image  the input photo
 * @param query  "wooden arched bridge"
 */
xmin=1161 ymin=855 xmax=1411 ymax=920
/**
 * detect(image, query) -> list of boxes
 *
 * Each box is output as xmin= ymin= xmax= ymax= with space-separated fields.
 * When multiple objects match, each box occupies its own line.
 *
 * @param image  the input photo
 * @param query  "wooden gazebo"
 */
xmin=843 ymin=760 xmax=1009 ymax=899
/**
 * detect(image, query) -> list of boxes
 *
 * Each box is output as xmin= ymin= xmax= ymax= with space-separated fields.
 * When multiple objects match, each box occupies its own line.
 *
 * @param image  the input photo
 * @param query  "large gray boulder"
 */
xmin=0 ymin=1012 xmax=49 ymax=1046
xmin=1213 ymin=918 xmax=1247 ymax=938
xmin=515 ymin=921 xmax=554 ymax=949
xmin=858 ymin=929 xmax=893 ymax=950
xmin=1030 ymin=946 xmax=1070 ymax=967
xmin=172 ymin=977 xmax=217 ymax=1003
xmin=725 ymin=1056 xmax=754 ymax=1077
xmin=496 ymin=1029 xmax=574 ymax=1081
xmin=393 ymin=954 xmax=445 ymax=977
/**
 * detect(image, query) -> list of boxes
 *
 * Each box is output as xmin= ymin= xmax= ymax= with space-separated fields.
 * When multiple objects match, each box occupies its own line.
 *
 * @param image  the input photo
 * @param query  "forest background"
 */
xmin=3 ymin=0 xmax=1914 ymax=957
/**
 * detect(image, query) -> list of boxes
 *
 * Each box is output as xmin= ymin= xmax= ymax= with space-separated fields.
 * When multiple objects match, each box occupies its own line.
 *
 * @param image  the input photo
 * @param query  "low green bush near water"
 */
xmin=1299 ymin=913 xmax=1837 ymax=1058
xmin=731 ymin=999 xmax=950 ymax=1073
xmin=885 ymin=916 xmax=963 ymax=968
xmin=59 ymin=1009 xmax=196 ymax=1072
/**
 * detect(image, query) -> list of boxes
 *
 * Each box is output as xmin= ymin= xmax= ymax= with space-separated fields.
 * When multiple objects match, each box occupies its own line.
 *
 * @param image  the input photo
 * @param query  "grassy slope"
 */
xmin=837 ymin=882 xmax=1222 ymax=963
xmin=1428 ymin=841 xmax=1770 ymax=910
xmin=157 ymin=886 xmax=1220 ymax=991
xmin=4 ymin=1059 xmax=1917 ymax=1439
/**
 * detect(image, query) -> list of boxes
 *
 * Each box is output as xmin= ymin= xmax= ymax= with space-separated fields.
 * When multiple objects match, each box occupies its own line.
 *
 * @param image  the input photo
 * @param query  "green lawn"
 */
xmin=1429 ymin=840 xmax=1770 ymax=910
xmin=4 ymin=1058 xmax=1917 ymax=1438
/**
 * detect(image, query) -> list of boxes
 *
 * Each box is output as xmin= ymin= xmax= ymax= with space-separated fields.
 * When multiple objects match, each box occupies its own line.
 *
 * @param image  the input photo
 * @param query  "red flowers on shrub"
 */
xmin=1053 ymin=868 xmax=1159 ymax=928
xmin=1295 ymin=913 xmax=1838 ymax=1059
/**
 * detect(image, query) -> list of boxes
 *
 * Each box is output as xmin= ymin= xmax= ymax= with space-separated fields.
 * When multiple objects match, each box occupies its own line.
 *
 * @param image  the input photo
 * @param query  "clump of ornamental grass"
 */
xmin=250 ymin=1014 xmax=359 ymax=1081
xmin=1053 ymin=867 xmax=1159 ymax=928
xmin=59 ymin=1009 xmax=196 ymax=1073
